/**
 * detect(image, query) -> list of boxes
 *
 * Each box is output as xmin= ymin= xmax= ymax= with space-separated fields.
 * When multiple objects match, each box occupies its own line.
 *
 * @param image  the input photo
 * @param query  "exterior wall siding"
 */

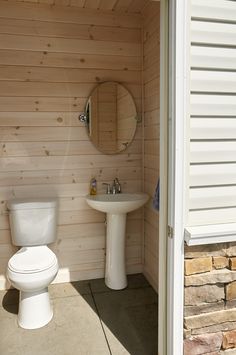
xmin=184 ymin=1 xmax=236 ymax=353
xmin=188 ymin=0 xmax=236 ymax=225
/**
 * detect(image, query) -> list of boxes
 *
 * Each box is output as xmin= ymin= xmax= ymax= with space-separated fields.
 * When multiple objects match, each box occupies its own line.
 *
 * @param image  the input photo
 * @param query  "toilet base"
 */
xmin=18 ymin=287 xmax=53 ymax=329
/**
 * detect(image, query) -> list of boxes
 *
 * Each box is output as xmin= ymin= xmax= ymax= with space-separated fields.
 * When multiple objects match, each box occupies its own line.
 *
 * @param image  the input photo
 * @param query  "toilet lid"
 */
xmin=8 ymin=246 xmax=57 ymax=274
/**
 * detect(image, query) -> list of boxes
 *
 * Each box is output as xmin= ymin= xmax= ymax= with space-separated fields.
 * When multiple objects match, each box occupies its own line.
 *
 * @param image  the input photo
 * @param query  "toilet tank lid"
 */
xmin=7 ymin=198 xmax=58 ymax=210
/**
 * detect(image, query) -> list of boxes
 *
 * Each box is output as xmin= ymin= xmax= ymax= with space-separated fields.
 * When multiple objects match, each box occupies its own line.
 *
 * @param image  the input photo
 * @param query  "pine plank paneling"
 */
xmin=83 ymin=0 xmax=101 ymax=10
xmin=0 ymin=34 xmax=141 ymax=56
xmin=113 ymin=0 xmax=133 ymax=12
xmin=99 ymin=0 xmax=118 ymax=11
xmin=0 ymin=0 xmax=142 ymax=289
xmin=0 ymin=139 xmax=141 ymax=157
xmin=0 ymin=18 xmax=141 ymax=43
xmin=5 ymin=0 xmax=149 ymax=14
xmin=0 ymin=81 xmax=141 ymax=99
xmin=0 ymin=66 xmax=141 ymax=84
xmin=0 ymin=97 xmax=86 ymax=112
xmin=0 ymin=50 xmax=141 ymax=71
xmin=0 ymin=155 xmax=142 ymax=173
xmin=0 ymin=126 xmax=88 ymax=142
xmin=143 ymin=1 xmax=160 ymax=292
xmin=0 ymin=112 xmax=81 ymax=127
xmin=127 ymin=0 xmax=147 ymax=14
xmin=0 ymin=167 xmax=142 ymax=187
xmin=0 ymin=1 xmax=142 ymax=28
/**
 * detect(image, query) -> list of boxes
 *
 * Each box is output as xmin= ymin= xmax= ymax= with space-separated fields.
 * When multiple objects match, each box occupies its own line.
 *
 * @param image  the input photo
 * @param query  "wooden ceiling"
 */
xmin=7 ymin=0 xmax=153 ymax=13
xmin=69 ymin=0 xmax=150 ymax=13
xmin=8 ymin=0 xmax=153 ymax=14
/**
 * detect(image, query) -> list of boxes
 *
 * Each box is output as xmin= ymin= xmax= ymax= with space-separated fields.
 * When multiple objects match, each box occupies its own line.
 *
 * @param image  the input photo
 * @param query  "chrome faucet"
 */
xmin=103 ymin=178 xmax=121 ymax=194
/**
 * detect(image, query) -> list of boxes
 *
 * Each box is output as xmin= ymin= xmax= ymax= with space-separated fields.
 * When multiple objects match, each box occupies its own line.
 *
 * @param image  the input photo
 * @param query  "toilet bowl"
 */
xmin=6 ymin=198 xmax=58 ymax=329
xmin=7 ymin=246 xmax=58 ymax=329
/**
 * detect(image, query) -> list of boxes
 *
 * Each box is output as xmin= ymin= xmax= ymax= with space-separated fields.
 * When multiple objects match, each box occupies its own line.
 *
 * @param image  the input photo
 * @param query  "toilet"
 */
xmin=6 ymin=198 xmax=59 ymax=330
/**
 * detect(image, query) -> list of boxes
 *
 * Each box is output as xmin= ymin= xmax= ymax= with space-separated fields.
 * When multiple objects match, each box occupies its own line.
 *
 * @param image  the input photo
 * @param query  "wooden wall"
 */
xmin=142 ymin=1 xmax=160 ymax=292
xmin=0 ymin=0 xmax=143 ymax=289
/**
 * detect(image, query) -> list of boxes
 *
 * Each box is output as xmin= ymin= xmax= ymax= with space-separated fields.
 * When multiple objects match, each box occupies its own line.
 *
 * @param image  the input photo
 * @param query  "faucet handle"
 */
xmin=102 ymin=183 xmax=111 ymax=194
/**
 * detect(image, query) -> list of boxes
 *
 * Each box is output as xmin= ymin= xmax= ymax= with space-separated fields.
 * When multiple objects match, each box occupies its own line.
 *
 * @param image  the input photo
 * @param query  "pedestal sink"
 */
xmin=86 ymin=193 xmax=149 ymax=290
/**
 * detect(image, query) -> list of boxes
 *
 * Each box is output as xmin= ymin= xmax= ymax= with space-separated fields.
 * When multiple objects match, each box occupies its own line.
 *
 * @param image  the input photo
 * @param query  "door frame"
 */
xmin=158 ymin=0 xmax=190 ymax=354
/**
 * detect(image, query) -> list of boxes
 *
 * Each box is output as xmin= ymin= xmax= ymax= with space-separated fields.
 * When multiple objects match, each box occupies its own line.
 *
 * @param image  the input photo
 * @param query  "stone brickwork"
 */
xmin=184 ymin=242 xmax=236 ymax=354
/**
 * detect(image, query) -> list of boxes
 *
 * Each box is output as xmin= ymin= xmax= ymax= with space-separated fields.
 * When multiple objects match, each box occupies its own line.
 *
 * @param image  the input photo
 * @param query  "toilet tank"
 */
xmin=7 ymin=198 xmax=58 ymax=246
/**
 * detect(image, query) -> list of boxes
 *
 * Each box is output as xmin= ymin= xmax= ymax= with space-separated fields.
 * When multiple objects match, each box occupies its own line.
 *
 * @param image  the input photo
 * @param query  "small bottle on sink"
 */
xmin=90 ymin=177 xmax=97 ymax=195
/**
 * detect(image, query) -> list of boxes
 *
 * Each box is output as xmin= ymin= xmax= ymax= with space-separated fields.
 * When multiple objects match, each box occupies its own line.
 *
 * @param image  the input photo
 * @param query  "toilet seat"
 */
xmin=8 ymin=246 xmax=57 ymax=274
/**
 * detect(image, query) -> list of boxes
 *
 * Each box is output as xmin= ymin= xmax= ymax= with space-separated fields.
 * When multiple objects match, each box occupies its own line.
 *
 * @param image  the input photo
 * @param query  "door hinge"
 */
xmin=168 ymin=225 xmax=174 ymax=238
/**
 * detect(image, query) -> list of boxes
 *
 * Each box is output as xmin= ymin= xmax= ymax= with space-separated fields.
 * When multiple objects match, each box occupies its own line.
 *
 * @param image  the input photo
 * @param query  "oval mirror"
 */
xmin=83 ymin=82 xmax=137 ymax=154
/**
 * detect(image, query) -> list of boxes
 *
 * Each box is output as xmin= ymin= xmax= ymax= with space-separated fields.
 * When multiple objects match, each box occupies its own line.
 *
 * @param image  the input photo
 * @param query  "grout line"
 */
xmin=88 ymin=283 xmax=112 ymax=355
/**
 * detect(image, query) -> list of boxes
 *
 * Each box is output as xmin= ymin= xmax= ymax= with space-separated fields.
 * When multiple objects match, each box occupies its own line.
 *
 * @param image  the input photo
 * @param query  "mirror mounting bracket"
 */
xmin=79 ymin=113 xmax=87 ymax=123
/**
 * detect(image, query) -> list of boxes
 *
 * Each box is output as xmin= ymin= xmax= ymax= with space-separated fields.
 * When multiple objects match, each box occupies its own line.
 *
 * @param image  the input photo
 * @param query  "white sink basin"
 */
xmin=86 ymin=193 xmax=149 ymax=214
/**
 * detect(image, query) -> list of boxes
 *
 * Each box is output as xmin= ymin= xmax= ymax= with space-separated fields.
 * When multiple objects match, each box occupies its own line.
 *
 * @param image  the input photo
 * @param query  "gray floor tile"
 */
xmin=70 ymin=280 xmax=92 ymax=296
xmin=0 ymin=275 xmax=158 ymax=355
xmin=89 ymin=278 xmax=112 ymax=294
xmin=126 ymin=274 xmax=151 ymax=289
xmin=49 ymin=280 xmax=91 ymax=299
xmin=93 ymin=287 xmax=158 ymax=355
xmin=0 ymin=295 xmax=110 ymax=355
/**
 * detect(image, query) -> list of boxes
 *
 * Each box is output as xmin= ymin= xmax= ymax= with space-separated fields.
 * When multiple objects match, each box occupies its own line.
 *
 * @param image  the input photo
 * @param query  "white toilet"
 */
xmin=6 ymin=198 xmax=59 ymax=330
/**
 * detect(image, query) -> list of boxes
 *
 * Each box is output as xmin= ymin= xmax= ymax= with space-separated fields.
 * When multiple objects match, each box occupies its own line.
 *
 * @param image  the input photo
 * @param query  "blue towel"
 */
xmin=153 ymin=179 xmax=160 ymax=211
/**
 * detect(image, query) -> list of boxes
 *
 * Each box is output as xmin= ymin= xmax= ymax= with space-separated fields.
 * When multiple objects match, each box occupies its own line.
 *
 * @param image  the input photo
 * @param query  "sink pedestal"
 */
xmin=85 ymin=193 xmax=149 ymax=290
xmin=105 ymin=213 xmax=127 ymax=290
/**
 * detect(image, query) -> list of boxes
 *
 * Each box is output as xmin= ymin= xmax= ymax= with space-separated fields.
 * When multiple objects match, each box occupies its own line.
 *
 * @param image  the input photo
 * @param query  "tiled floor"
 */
xmin=0 ymin=274 xmax=158 ymax=355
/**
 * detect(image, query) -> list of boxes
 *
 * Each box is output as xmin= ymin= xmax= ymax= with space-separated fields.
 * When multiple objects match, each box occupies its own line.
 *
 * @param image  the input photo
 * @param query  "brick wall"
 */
xmin=184 ymin=242 xmax=236 ymax=354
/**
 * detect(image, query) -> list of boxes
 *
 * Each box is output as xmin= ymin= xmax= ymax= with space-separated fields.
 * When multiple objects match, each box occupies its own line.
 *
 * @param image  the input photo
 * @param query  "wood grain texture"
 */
xmin=142 ymin=1 xmax=160 ymax=292
xmin=0 ymin=1 xmax=142 ymax=27
xmin=0 ymin=0 xmax=143 ymax=289
xmin=0 ymin=34 xmax=141 ymax=56
xmin=0 ymin=50 xmax=141 ymax=70
xmin=0 ymin=17 xmax=141 ymax=43
xmin=0 ymin=0 xmax=149 ymax=14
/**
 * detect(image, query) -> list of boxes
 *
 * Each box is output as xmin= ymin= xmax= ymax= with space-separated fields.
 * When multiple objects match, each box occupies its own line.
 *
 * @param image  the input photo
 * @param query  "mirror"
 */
xmin=82 ymin=82 xmax=137 ymax=154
